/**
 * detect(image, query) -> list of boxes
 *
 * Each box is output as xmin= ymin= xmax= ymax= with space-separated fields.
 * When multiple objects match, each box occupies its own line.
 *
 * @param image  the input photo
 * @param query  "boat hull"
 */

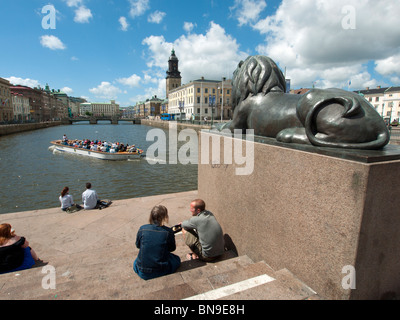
xmin=50 ymin=141 xmax=144 ymax=161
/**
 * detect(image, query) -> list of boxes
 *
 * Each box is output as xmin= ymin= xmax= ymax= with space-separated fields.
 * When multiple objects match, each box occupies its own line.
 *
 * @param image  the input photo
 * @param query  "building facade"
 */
xmin=11 ymin=92 xmax=30 ymax=121
xmin=79 ymin=100 xmax=120 ymax=117
xmin=168 ymin=77 xmax=233 ymax=121
xmin=10 ymin=85 xmax=43 ymax=122
xmin=0 ymin=77 xmax=13 ymax=122
xmin=145 ymin=95 xmax=163 ymax=117
xmin=356 ymin=86 xmax=400 ymax=122
xmin=68 ymin=97 xmax=87 ymax=118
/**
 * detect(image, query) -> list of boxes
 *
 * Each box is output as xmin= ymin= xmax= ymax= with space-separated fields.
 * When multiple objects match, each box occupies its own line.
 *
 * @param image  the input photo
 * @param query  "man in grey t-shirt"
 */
xmin=181 ymin=199 xmax=225 ymax=261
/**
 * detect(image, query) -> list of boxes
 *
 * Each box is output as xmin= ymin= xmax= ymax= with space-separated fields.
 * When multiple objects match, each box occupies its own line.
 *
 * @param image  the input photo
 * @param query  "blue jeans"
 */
xmin=133 ymin=253 xmax=181 ymax=281
xmin=0 ymin=247 xmax=35 ymax=274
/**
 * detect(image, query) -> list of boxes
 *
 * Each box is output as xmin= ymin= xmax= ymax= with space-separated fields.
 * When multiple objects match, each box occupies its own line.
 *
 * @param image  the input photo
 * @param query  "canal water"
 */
xmin=0 ymin=122 xmax=198 ymax=215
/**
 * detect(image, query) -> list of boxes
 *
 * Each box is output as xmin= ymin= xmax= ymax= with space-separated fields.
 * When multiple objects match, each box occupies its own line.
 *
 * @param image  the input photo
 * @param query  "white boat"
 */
xmin=50 ymin=140 xmax=145 ymax=161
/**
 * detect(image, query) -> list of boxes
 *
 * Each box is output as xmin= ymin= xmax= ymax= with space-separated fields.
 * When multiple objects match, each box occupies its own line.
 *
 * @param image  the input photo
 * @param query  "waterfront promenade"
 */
xmin=0 ymin=190 xmax=320 ymax=300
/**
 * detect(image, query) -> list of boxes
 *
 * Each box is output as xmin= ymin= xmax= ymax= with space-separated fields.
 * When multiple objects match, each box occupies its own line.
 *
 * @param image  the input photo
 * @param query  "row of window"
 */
xmin=172 ymin=87 xmax=231 ymax=97
xmin=0 ymin=87 xmax=10 ymax=97
xmin=170 ymin=96 xmax=231 ymax=107
xmin=369 ymin=95 xmax=399 ymax=102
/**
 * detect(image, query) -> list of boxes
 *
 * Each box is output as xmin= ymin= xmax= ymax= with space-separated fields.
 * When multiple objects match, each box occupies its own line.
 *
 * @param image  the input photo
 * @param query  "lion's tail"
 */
xmin=304 ymin=97 xmax=390 ymax=150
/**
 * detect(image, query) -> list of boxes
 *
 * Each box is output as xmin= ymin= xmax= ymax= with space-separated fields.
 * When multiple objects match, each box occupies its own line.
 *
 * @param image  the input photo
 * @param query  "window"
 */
xmin=205 ymin=97 xmax=208 ymax=104
xmin=205 ymin=88 xmax=208 ymax=94
xmin=197 ymin=88 xmax=200 ymax=93
xmin=197 ymin=97 xmax=200 ymax=103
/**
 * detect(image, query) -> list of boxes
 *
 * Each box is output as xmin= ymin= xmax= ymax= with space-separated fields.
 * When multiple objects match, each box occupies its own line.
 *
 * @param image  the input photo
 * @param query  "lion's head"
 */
xmin=232 ymin=55 xmax=286 ymax=110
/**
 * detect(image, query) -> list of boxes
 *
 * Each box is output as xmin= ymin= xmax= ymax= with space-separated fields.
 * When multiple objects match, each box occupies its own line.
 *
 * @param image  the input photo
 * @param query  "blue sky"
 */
xmin=1 ymin=0 xmax=400 ymax=107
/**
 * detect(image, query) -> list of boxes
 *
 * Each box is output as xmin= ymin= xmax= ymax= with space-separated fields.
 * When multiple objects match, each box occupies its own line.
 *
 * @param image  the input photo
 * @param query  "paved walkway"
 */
xmin=0 ymin=191 xmax=198 ymax=299
xmin=0 ymin=190 xmax=321 ymax=300
xmin=0 ymin=191 xmax=197 ymax=260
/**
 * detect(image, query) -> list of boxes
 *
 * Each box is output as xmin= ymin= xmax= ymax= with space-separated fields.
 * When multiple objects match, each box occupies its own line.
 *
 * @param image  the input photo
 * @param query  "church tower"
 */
xmin=166 ymin=48 xmax=182 ymax=97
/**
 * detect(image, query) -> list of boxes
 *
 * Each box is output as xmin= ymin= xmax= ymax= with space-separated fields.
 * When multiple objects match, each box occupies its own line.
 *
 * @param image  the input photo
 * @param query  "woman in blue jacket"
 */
xmin=133 ymin=205 xmax=181 ymax=280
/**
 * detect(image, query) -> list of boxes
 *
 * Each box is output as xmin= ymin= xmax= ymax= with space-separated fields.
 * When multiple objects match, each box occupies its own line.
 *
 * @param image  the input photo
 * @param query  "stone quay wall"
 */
xmin=0 ymin=122 xmax=62 ymax=136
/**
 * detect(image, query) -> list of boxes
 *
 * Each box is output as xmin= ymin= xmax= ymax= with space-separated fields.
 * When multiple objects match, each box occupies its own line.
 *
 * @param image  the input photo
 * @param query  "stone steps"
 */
xmin=1 ymin=250 xmax=321 ymax=300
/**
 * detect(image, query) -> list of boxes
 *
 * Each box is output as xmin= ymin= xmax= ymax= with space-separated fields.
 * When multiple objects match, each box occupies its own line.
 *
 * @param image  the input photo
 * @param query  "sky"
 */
xmin=1 ymin=0 xmax=400 ymax=108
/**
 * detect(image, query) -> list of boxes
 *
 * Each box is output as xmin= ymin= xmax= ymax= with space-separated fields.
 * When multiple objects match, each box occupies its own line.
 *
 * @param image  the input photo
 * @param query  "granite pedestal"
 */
xmin=198 ymin=131 xmax=400 ymax=299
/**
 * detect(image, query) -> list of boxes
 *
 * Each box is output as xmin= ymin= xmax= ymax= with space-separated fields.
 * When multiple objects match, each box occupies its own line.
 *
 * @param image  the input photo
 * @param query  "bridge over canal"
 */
xmin=61 ymin=117 xmax=141 ymax=125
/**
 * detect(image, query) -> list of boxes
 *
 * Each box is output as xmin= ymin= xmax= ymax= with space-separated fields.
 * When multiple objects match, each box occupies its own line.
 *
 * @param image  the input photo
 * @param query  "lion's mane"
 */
xmin=231 ymin=55 xmax=287 ymax=111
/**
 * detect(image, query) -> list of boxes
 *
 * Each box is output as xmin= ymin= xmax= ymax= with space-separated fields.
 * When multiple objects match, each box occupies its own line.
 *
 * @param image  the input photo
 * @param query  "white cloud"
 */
xmin=375 ymin=53 xmax=400 ymax=77
xmin=40 ymin=35 xmax=66 ymax=50
xmin=89 ymin=82 xmax=121 ymax=99
xmin=64 ymin=0 xmax=83 ymax=7
xmin=230 ymin=0 xmax=267 ymax=26
xmin=142 ymin=22 xmax=248 ymax=86
xmin=119 ymin=16 xmax=129 ymax=31
xmin=74 ymin=6 xmax=92 ymax=23
xmin=183 ymin=22 xmax=196 ymax=33
xmin=129 ymin=0 xmax=149 ymax=18
xmin=148 ymin=11 xmax=166 ymax=24
xmin=63 ymin=1 xmax=92 ymax=23
xmin=61 ymin=87 xmax=74 ymax=95
xmin=117 ymin=74 xmax=141 ymax=88
xmin=6 ymin=77 xmax=41 ymax=88
xmin=244 ymin=0 xmax=400 ymax=89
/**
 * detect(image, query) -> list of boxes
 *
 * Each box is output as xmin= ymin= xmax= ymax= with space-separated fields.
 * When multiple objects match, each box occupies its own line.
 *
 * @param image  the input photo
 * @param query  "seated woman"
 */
xmin=133 ymin=205 xmax=181 ymax=280
xmin=0 ymin=224 xmax=42 ymax=274
xmin=59 ymin=187 xmax=82 ymax=212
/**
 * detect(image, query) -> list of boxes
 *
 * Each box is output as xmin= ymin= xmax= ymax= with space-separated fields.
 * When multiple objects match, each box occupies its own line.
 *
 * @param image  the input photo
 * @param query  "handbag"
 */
xmin=66 ymin=204 xmax=80 ymax=213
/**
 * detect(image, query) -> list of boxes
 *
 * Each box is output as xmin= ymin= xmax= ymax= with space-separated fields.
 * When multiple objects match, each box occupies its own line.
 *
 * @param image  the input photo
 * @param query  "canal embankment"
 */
xmin=0 ymin=121 xmax=62 ymax=136
xmin=140 ymin=119 xmax=213 ymax=132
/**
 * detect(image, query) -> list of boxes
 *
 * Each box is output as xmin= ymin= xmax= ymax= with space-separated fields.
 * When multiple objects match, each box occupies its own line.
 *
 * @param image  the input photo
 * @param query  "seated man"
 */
xmin=181 ymin=199 xmax=225 ymax=262
xmin=82 ymin=182 xmax=99 ymax=210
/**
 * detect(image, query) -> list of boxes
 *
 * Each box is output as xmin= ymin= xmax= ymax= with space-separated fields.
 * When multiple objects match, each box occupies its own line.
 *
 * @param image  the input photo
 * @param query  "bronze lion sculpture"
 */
xmin=221 ymin=55 xmax=390 ymax=150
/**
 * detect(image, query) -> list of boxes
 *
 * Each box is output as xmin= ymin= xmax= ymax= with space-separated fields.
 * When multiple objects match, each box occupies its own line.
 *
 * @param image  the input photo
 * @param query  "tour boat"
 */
xmin=50 ymin=140 xmax=145 ymax=161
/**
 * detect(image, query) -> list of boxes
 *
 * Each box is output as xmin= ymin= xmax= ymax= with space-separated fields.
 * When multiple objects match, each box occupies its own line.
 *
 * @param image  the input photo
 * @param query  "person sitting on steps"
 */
xmin=133 ymin=205 xmax=181 ymax=280
xmin=181 ymin=199 xmax=225 ymax=262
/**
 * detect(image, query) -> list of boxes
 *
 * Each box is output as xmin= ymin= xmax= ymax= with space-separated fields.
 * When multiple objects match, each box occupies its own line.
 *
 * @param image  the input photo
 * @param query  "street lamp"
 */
xmin=209 ymin=94 xmax=216 ymax=127
xmin=218 ymin=81 xmax=224 ymax=121
xmin=179 ymin=99 xmax=184 ymax=123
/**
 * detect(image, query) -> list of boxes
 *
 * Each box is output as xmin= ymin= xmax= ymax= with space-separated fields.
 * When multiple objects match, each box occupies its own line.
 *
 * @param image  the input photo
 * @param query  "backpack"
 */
xmin=97 ymin=200 xmax=112 ymax=210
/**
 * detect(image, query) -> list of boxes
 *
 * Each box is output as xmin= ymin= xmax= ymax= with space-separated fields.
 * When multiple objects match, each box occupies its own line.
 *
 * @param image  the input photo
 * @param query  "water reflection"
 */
xmin=0 ymin=123 xmax=198 ymax=214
